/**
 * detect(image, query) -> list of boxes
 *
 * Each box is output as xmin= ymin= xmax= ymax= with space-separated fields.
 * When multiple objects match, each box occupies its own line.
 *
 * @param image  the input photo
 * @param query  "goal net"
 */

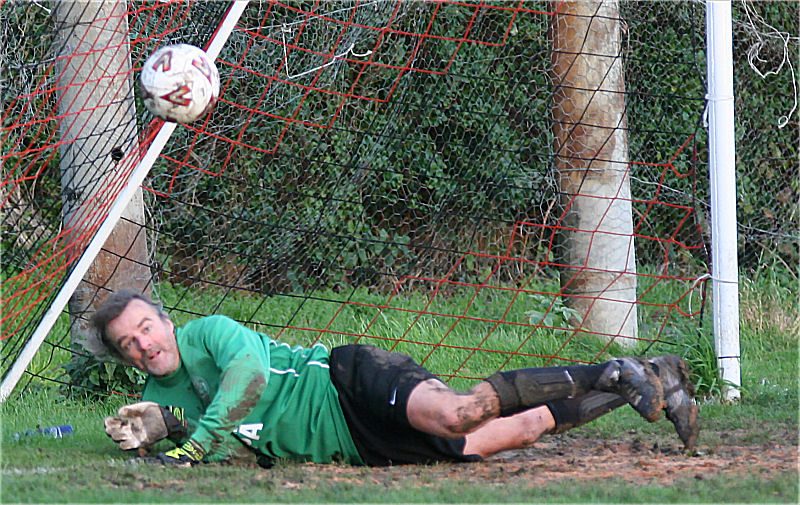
xmin=2 ymin=0 xmax=712 ymax=396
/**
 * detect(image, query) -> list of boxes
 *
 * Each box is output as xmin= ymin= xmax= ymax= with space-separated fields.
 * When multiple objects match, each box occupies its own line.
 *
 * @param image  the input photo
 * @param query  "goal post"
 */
xmin=0 ymin=0 xmax=249 ymax=402
xmin=705 ymin=0 xmax=741 ymax=402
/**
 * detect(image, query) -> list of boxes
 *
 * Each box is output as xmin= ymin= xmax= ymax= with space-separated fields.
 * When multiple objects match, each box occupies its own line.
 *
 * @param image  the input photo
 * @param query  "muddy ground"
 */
xmin=236 ymin=426 xmax=798 ymax=490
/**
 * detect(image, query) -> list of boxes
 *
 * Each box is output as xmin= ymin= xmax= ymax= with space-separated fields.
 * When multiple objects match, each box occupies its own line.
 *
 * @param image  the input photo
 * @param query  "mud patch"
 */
xmin=224 ymin=426 xmax=798 ymax=488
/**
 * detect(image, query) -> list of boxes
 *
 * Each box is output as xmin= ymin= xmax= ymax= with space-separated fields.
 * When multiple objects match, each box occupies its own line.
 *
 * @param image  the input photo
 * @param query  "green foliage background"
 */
xmin=138 ymin=1 xmax=795 ymax=293
xmin=3 ymin=2 xmax=795 ymax=284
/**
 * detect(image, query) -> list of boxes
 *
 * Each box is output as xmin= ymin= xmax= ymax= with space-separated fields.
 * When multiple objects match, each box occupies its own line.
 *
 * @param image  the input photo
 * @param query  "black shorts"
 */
xmin=329 ymin=344 xmax=483 ymax=466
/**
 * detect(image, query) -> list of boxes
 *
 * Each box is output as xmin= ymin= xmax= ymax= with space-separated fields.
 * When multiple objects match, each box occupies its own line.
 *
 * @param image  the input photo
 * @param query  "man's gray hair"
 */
xmin=80 ymin=290 xmax=168 ymax=362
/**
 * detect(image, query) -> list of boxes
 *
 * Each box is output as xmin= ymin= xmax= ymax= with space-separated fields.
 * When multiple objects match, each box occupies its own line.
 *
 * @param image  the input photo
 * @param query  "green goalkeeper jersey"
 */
xmin=141 ymin=315 xmax=364 ymax=465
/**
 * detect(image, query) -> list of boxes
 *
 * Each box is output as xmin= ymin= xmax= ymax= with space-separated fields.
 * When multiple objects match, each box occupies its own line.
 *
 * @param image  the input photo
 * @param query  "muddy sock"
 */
xmin=485 ymin=363 xmax=612 ymax=417
xmin=545 ymin=391 xmax=626 ymax=434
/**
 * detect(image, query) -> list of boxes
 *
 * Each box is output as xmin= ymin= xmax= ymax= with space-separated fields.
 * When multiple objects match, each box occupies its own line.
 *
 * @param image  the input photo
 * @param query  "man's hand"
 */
xmin=104 ymin=401 xmax=185 ymax=450
xmin=155 ymin=440 xmax=206 ymax=466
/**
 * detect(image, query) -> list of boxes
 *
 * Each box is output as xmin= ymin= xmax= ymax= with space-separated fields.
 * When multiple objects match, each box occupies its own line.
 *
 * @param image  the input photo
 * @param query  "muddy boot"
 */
xmin=596 ymin=357 xmax=665 ymax=423
xmin=648 ymin=354 xmax=700 ymax=452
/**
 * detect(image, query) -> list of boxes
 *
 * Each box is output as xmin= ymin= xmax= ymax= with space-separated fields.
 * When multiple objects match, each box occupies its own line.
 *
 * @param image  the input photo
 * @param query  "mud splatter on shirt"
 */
xmin=142 ymin=315 xmax=363 ymax=465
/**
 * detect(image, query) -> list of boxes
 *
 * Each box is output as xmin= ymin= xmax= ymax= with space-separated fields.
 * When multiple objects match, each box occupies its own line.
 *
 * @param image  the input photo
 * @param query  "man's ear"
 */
xmin=164 ymin=314 xmax=175 ymax=334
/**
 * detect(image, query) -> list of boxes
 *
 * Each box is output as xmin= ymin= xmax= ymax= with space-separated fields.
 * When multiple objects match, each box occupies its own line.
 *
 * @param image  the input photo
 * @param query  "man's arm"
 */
xmin=175 ymin=316 xmax=270 ymax=462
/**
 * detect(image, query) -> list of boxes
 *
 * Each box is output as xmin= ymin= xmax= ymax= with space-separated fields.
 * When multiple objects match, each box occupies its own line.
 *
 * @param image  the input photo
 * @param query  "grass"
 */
xmin=2 ymin=382 xmax=798 ymax=504
xmin=2 ymin=454 xmax=796 ymax=504
xmin=2 ymin=270 xmax=798 ymax=503
xmin=20 ymin=267 xmax=726 ymax=395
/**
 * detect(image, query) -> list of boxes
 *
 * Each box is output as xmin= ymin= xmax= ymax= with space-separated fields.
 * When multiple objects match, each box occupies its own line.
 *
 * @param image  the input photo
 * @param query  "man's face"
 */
xmin=106 ymin=299 xmax=180 ymax=377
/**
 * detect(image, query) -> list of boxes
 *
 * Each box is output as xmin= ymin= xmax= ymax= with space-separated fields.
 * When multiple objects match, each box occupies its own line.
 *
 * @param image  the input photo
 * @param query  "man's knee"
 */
xmin=407 ymin=380 xmax=499 ymax=438
xmin=435 ymin=406 xmax=475 ymax=437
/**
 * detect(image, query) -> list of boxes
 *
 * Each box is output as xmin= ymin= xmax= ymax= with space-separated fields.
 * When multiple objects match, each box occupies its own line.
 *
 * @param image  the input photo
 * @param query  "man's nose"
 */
xmin=136 ymin=335 xmax=153 ymax=351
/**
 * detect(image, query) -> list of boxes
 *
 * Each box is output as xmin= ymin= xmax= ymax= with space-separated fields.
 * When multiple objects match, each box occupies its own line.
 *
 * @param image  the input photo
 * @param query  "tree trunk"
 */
xmin=550 ymin=0 xmax=638 ymax=348
xmin=53 ymin=1 xmax=151 ymax=341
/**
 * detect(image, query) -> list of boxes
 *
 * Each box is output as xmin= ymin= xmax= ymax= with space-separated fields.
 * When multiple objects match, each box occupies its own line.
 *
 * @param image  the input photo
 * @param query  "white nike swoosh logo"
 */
xmin=389 ymin=387 xmax=398 ymax=406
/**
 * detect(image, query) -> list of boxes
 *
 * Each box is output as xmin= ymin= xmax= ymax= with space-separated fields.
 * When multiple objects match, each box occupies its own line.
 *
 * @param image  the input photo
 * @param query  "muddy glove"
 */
xmin=104 ymin=401 xmax=186 ymax=450
xmin=155 ymin=440 xmax=206 ymax=466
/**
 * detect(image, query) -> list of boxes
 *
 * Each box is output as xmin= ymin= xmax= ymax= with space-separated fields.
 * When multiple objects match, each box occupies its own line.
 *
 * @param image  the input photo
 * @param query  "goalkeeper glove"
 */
xmin=104 ymin=401 xmax=187 ymax=450
xmin=155 ymin=440 xmax=206 ymax=466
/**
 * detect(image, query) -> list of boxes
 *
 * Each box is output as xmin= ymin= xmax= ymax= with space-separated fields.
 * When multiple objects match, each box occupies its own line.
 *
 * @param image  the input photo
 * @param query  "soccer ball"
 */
xmin=140 ymin=44 xmax=220 ymax=123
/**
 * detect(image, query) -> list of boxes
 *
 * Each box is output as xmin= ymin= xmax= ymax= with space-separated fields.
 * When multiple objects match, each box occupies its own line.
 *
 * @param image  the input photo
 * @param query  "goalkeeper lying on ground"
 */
xmin=87 ymin=290 xmax=699 ymax=467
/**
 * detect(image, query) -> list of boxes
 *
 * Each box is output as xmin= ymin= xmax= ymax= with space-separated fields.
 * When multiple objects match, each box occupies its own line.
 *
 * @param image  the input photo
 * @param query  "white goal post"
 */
xmin=0 ymin=1 xmax=250 ymax=403
xmin=705 ymin=0 xmax=741 ymax=402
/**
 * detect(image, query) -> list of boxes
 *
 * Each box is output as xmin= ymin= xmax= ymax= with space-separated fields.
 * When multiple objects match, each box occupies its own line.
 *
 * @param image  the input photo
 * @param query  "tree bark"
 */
xmin=550 ymin=0 xmax=638 ymax=347
xmin=53 ymin=1 xmax=151 ymax=341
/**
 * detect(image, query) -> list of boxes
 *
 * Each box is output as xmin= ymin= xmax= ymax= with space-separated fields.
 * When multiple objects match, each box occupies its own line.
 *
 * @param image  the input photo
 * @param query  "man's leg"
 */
xmin=406 ymin=377 xmax=626 ymax=442
xmin=406 ymin=379 xmax=501 ymax=438
xmin=460 ymin=392 xmax=626 ymax=459
xmin=461 ymin=405 xmax=555 ymax=459
xmin=485 ymin=358 xmax=665 ymax=422
xmin=405 ymin=382 xmax=624 ymax=460
xmin=405 ymin=378 xmax=624 ymax=439
xmin=545 ymin=391 xmax=626 ymax=433
xmin=406 ymin=357 xmax=663 ymax=439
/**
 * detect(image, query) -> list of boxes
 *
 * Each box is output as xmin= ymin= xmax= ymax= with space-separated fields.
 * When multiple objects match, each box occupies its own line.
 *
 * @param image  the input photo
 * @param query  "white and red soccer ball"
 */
xmin=140 ymin=44 xmax=220 ymax=123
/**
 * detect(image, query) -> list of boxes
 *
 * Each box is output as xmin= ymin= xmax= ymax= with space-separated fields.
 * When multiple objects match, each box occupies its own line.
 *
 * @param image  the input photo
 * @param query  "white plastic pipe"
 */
xmin=0 ymin=1 xmax=250 ymax=403
xmin=706 ymin=0 xmax=741 ymax=401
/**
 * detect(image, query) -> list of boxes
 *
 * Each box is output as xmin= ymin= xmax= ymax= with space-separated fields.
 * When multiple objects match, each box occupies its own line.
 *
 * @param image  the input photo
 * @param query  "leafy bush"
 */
xmin=60 ymin=349 xmax=146 ymax=398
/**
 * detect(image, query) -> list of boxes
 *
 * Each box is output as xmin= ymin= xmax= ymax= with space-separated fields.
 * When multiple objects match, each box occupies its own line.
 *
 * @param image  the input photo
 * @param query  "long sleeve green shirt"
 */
xmin=141 ymin=315 xmax=363 ymax=465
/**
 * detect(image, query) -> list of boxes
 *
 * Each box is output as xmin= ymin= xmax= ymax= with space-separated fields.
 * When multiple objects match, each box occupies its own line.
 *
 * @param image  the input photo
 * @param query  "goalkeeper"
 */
xmin=89 ymin=290 xmax=698 ymax=467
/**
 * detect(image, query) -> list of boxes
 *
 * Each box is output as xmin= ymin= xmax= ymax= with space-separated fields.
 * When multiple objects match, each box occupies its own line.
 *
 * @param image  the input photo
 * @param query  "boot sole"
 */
xmin=660 ymin=354 xmax=700 ymax=452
